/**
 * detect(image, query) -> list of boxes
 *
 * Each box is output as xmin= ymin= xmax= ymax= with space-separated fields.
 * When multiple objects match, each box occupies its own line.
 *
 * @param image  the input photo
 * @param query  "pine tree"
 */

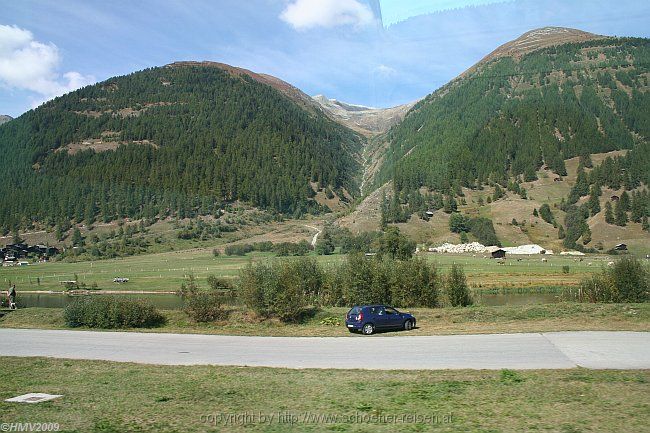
xmin=315 ymin=229 xmax=335 ymax=255
xmin=587 ymin=185 xmax=601 ymax=216
xmin=604 ymin=202 xmax=614 ymax=224
xmin=620 ymin=191 xmax=631 ymax=212
xmin=72 ymin=228 xmax=84 ymax=247
xmin=614 ymin=200 xmax=628 ymax=226
xmin=558 ymin=225 xmax=566 ymax=239
xmin=582 ymin=226 xmax=592 ymax=245
xmin=642 ymin=215 xmax=649 ymax=231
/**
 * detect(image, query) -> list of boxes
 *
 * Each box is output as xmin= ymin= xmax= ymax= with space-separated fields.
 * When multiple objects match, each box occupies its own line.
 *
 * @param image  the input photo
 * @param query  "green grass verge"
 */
xmin=2 ymin=303 xmax=648 ymax=336
xmin=0 ymin=356 xmax=648 ymax=432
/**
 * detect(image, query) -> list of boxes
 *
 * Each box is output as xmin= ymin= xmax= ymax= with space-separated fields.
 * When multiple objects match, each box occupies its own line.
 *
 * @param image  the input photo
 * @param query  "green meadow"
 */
xmin=1 ymin=248 xmax=616 ymax=293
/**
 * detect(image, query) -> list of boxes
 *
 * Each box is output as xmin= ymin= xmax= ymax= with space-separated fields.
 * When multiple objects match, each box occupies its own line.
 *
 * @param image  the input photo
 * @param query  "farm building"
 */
xmin=487 ymin=246 xmax=506 ymax=259
xmin=614 ymin=243 xmax=628 ymax=251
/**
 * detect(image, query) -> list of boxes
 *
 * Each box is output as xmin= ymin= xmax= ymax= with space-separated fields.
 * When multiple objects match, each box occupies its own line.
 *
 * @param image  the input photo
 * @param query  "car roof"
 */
xmin=353 ymin=305 xmax=392 ymax=308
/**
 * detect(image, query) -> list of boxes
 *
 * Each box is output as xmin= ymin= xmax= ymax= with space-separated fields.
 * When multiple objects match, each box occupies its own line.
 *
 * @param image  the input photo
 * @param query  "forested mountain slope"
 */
xmin=376 ymin=30 xmax=649 ymax=195
xmin=0 ymin=63 xmax=362 ymax=231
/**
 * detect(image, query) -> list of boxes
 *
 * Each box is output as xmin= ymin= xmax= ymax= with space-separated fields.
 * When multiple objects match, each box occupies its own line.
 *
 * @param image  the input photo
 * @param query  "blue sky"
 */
xmin=1 ymin=0 xmax=649 ymax=116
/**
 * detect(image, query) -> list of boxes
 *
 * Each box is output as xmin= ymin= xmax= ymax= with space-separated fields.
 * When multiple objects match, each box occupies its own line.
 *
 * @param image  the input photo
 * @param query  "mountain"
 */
xmin=0 ymin=115 xmax=12 ymax=125
xmin=461 ymin=27 xmax=602 ymax=78
xmin=375 ymin=28 xmax=649 ymax=194
xmin=0 ymin=63 xmax=363 ymax=230
xmin=312 ymin=95 xmax=415 ymax=136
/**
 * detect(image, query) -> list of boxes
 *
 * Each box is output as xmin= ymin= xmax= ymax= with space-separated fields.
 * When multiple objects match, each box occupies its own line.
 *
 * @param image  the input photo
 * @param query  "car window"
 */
xmin=376 ymin=307 xmax=385 ymax=315
xmin=385 ymin=307 xmax=397 ymax=315
xmin=348 ymin=307 xmax=360 ymax=315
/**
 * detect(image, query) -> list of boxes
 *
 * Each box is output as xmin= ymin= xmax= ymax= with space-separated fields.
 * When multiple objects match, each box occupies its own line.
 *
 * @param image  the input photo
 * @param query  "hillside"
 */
xmin=342 ymin=28 xmax=650 ymax=254
xmin=312 ymin=95 xmax=415 ymax=136
xmin=375 ymin=28 xmax=649 ymax=193
xmin=0 ymin=115 xmax=11 ymax=125
xmin=0 ymin=63 xmax=363 ymax=231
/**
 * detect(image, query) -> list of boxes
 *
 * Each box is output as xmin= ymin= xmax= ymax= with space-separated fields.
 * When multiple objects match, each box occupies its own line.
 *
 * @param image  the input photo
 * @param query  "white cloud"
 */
xmin=280 ymin=0 xmax=375 ymax=30
xmin=0 ymin=24 xmax=95 ymax=107
xmin=374 ymin=64 xmax=397 ymax=78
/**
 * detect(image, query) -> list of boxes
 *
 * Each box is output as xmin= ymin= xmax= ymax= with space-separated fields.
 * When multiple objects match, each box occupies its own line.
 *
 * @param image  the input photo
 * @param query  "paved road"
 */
xmin=1 ymin=329 xmax=648 ymax=370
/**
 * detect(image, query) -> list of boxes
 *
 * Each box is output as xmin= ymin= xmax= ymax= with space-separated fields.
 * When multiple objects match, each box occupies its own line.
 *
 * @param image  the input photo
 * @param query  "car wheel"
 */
xmin=362 ymin=323 xmax=375 ymax=335
xmin=404 ymin=320 xmax=413 ymax=331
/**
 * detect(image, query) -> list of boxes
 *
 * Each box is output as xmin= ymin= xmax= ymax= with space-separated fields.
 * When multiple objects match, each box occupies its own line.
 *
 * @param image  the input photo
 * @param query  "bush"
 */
xmin=577 ymin=257 xmax=649 ymax=303
xmin=64 ymin=296 xmax=165 ymax=328
xmin=206 ymin=275 xmax=233 ymax=292
xmin=562 ymin=265 xmax=570 ymax=274
xmin=184 ymin=292 xmax=228 ymax=322
xmin=446 ymin=264 xmax=472 ymax=307
xmin=468 ymin=217 xmax=500 ymax=246
xmin=224 ymin=244 xmax=253 ymax=256
xmin=449 ymin=213 xmax=470 ymax=233
xmin=391 ymin=257 xmax=440 ymax=308
xmin=326 ymin=254 xmax=440 ymax=308
xmin=378 ymin=227 xmax=415 ymax=260
xmin=609 ymin=257 xmax=649 ymax=302
xmin=239 ymin=257 xmax=321 ymax=322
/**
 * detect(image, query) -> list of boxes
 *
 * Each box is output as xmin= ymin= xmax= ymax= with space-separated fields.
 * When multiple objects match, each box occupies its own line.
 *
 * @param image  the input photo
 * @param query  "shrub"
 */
xmin=562 ymin=266 xmax=570 ymax=274
xmin=609 ymin=257 xmax=648 ymax=302
xmin=64 ymin=296 xmax=165 ymax=328
xmin=239 ymin=257 xmax=320 ymax=322
xmin=178 ymin=274 xmax=199 ymax=297
xmin=539 ymin=204 xmax=555 ymax=225
xmin=224 ymin=244 xmax=253 ymax=256
xmin=449 ymin=213 xmax=470 ymax=233
xmin=391 ymin=258 xmax=440 ymax=308
xmin=468 ymin=217 xmax=500 ymax=246
xmin=206 ymin=275 xmax=233 ymax=292
xmin=446 ymin=264 xmax=472 ymax=307
xmin=378 ymin=227 xmax=415 ymax=260
xmin=577 ymin=273 xmax=617 ymax=303
xmin=184 ymin=292 xmax=228 ymax=322
xmin=577 ymin=257 xmax=649 ymax=303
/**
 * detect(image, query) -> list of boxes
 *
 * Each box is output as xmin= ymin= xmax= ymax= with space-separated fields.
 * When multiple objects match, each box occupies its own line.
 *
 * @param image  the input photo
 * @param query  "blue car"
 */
xmin=345 ymin=305 xmax=416 ymax=335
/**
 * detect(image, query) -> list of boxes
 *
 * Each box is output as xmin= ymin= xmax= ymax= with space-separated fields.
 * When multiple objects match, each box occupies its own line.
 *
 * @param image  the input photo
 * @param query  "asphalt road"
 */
xmin=1 ymin=329 xmax=648 ymax=370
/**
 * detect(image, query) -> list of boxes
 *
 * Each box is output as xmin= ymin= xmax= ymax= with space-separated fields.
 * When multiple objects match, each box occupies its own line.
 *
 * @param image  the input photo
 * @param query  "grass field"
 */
xmin=0 ymin=249 xmax=618 ymax=293
xmin=2 ymin=303 xmax=648 ymax=336
xmin=0 ymin=356 xmax=648 ymax=432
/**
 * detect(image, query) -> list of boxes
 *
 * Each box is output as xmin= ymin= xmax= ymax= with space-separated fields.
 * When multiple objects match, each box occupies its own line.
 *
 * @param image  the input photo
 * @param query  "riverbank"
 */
xmin=1 ymin=303 xmax=648 ymax=336
xmin=1 ymin=356 xmax=648 ymax=432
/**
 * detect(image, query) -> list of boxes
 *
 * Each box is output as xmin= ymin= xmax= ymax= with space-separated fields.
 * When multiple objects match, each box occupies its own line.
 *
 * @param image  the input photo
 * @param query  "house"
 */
xmin=553 ymin=177 xmax=563 ymax=182
xmin=614 ymin=243 xmax=628 ymax=251
xmin=487 ymin=246 xmax=506 ymax=259
xmin=425 ymin=210 xmax=435 ymax=217
xmin=611 ymin=195 xmax=620 ymax=202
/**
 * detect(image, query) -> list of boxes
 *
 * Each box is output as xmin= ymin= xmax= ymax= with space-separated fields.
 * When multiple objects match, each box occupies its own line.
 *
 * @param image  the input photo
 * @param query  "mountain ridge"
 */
xmin=312 ymin=94 xmax=416 ymax=137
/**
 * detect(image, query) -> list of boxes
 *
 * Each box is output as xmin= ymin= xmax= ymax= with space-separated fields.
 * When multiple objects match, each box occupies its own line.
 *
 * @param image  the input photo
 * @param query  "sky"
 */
xmin=1 ymin=0 xmax=649 ymax=117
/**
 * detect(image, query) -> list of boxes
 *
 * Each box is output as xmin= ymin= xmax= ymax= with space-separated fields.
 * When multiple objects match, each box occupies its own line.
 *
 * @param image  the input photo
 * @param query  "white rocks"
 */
xmin=560 ymin=250 xmax=586 ymax=256
xmin=502 ymin=244 xmax=548 ymax=255
xmin=428 ymin=242 xmax=488 ymax=253
xmin=428 ymin=242 xmax=551 ymax=255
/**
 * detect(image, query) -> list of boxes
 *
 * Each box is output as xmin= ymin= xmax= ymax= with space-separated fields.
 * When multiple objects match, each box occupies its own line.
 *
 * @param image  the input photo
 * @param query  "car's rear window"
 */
xmin=348 ymin=307 xmax=361 ymax=315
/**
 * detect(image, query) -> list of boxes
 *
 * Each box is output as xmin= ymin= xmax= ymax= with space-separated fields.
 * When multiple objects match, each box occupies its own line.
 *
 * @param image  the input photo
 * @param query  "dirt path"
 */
xmin=304 ymin=225 xmax=322 ymax=247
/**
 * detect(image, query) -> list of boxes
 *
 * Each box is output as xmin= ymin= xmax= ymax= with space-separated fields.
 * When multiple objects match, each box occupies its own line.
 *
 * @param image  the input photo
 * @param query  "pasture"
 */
xmin=0 ymin=248 xmax=617 ymax=293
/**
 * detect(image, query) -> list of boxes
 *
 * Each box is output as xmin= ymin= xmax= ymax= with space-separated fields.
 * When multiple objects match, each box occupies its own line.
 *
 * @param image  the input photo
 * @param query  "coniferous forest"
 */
xmin=377 ymin=38 xmax=649 ymax=197
xmin=0 ymin=64 xmax=362 ymax=232
xmin=1 ymin=37 xmax=648 ymax=236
